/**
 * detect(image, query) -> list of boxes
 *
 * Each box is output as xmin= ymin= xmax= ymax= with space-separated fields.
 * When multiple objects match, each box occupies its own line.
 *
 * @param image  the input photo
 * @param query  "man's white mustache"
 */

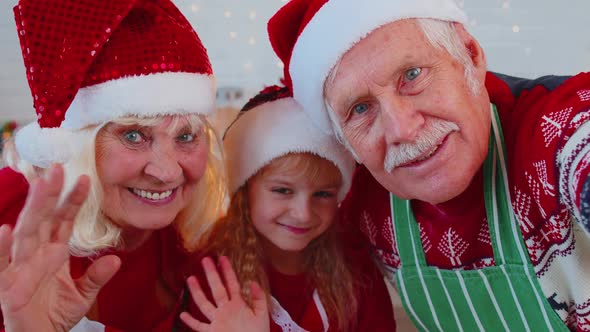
xmin=384 ymin=119 xmax=459 ymax=172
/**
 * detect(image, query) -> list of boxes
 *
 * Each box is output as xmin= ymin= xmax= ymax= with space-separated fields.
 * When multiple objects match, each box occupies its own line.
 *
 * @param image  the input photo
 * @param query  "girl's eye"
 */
xmin=314 ymin=191 xmax=335 ymax=198
xmin=177 ymin=133 xmax=195 ymax=142
xmin=124 ymin=130 xmax=144 ymax=143
xmin=352 ymin=103 xmax=369 ymax=115
xmin=272 ymin=187 xmax=292 ymax=195
xmin=404 ymin=67 xmax=422 ymax=81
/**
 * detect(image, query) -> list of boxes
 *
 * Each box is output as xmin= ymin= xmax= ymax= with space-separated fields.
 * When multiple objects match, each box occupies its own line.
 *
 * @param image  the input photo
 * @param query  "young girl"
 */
xmin=180 ymin=86 xmax=396 ymax=331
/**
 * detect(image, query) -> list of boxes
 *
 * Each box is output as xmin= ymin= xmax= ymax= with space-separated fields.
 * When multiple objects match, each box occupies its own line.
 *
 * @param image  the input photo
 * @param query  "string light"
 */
xmin=166 ymin=1 xmax=586 ymax=104
xmin=249 ymin=10 xmax=257 ymax=20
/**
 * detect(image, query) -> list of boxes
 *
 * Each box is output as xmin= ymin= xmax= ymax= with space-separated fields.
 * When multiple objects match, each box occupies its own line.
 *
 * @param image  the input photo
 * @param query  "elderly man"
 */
xmin=268 ymin=0 xmax=590 ymax=330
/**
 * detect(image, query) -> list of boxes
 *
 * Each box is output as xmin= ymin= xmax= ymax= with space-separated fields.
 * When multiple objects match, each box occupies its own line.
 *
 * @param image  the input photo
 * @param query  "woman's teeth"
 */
xmin=131 ymin=188 xmax=173 ymax=200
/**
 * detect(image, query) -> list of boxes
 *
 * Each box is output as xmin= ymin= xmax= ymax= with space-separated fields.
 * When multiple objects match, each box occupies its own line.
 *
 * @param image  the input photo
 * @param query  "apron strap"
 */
xmin=391 ymin=195 xmax=427 ymax=267
xmin=485 ymin=105 xmax=533 ymax=266
xmin=391 ymin=104 xmax=533 ymax=268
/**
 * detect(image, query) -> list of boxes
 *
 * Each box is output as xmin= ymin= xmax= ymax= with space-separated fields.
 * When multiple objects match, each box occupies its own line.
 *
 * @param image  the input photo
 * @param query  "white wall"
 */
xmin=1 ymin=0 xmax=589 ymax=124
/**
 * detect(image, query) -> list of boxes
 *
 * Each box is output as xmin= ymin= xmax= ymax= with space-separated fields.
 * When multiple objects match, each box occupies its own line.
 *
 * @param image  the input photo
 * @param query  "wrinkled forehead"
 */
xmin=95 ymin=114 xmax=207 ymax=142
xmin=114 ymin=113 xmax=205 ymax=130
xmin=324 ymin=19 xmax=429 ymax=103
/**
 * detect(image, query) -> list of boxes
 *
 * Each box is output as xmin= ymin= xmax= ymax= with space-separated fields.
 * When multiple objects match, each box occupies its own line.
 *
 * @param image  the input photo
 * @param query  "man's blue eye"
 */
xmin=353 ymin=103 xmax=369 ymax=115
xmin=124 ymin=130 xmax=142 ymax=143
xmin=178 ymin=133 xmax=194 ymax=142
xmin=405 ymin=68 xmax=421 ymax=81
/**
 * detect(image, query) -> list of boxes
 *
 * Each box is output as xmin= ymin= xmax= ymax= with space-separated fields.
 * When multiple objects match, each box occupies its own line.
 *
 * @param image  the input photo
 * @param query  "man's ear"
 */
xmin=453 ymin=22 xmax=487 ymax=74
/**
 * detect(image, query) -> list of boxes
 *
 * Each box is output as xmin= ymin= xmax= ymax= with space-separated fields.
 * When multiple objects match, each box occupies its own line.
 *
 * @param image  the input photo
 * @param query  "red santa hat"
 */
xmin=13 ymin=0 xmax=216 ymax=167
xmin=223 ymin=86 xmax=355 ymax=201
xmin=268 ymin=0 xmax=467 ymax=135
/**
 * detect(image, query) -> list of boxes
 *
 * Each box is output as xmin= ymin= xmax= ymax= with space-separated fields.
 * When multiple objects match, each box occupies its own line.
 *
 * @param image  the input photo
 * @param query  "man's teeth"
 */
xmin=132 ymin=188 xmax=173 ymax=200
xmin=416 ymin=145 xmax=440 ymax=162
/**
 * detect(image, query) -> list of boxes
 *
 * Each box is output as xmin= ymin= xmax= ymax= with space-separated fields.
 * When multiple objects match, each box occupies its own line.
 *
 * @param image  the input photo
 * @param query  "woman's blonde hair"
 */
xmin=4 ymin=114 xmax=227 ymax=256
xmin=200 ymin=153 xmax=358 ymax=331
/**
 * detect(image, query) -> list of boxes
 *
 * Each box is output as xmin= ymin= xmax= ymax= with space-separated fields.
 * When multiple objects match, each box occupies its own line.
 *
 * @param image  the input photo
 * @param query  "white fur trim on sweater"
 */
xmin=270 ymin=290 xmax=329 ymax=332
xmin=63 ymin=72 xmax=216 ymax=129
xmin=312 ymin=289 xmax=330 ymax=331
xmin=223 ymin=97 xmax=355 ymax=201
xmin=289 ymin=0 xmax=467 ymax=134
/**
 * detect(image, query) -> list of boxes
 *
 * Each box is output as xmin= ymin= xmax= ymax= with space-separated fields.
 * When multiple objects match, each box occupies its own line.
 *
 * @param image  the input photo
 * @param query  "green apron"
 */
xmin=390 ymin=106 xmax=569 ymax=331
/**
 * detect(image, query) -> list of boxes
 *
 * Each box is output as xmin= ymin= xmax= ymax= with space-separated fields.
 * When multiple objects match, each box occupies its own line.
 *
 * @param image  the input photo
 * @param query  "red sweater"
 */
xmin=0 ymin=167 xmax=195 ymax=331
xmin=267 ymin=259 xmax=396 ymax=332
xmin=339 ymin=72 xmax=590 ymax=330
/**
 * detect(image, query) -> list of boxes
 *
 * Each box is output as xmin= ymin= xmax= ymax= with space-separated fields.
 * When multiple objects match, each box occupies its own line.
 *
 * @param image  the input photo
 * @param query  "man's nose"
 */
xmin=381 ymin=97 xmax=424 ymax=145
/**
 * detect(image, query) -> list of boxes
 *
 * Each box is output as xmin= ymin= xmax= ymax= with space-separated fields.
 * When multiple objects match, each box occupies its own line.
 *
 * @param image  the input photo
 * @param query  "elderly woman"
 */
xmin=0 ymin=0 xmax=226 ymax=331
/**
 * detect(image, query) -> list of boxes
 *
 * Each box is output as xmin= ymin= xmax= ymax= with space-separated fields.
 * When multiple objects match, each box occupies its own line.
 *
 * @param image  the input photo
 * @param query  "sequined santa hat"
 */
xmin=267 ymin=0 xmax=467 ymax=135
xmin=223 ymin=86 xmax=355 ymax=201
xmin=13 ymin=0 xmax=216 ymax=167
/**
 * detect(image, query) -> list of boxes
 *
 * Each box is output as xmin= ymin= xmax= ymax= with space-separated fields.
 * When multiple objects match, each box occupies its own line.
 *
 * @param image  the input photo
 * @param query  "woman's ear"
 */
xmin=453 ymin=22 xmax=487 ymax=73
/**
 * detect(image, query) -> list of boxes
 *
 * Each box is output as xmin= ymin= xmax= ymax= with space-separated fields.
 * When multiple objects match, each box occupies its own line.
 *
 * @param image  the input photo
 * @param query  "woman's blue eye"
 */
xmin=405 ymin=67 xmax=421 ymax=81
xmin=177 ymin=133 xmax=194 ymax=142
xmin=124 ymin=130 xmax=143 ymax=143
xmin=353 ymin=103 xmax=369 ymax=115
